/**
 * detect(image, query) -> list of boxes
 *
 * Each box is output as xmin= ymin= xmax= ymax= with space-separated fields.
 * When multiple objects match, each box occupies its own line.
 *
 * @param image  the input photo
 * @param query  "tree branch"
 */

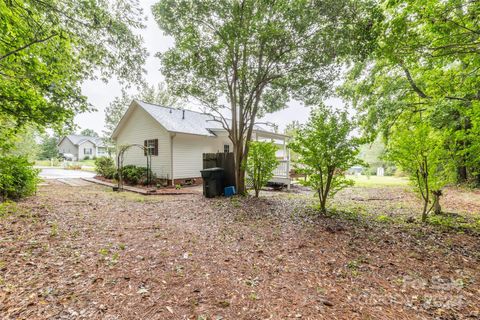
xmin=400 ymin=64 xmax=429 ymax=99
xmin=0 ymin=33 xmax=58 ymax=62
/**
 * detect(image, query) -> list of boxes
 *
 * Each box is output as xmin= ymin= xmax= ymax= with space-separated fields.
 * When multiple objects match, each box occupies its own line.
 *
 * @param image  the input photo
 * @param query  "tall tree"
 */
xmin=103 ymin=83 xmax=179 ymax=138
xmin=0 ymin=0 xmax=147 ymax=143
xmin=38 ymin=135 xmax=59 ymax=160
xmin=80 ymin=129 xmax=99 ymax=137
xmin=341 ymin=0 xmax=480 ymax=183
xmin=152 ymin=0 xmax=378 ymax=193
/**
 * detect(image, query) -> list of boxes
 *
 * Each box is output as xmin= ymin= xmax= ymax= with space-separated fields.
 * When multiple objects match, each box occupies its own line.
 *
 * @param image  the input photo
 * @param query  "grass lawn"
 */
xmin=35 ymin=159 xmax=96 ymax=167
xmin=347 ymin=174 xmax=409 ymax=187
xmin=1 ymin=182 xmax=479 ymax=319
xmin=34 ymin=159 xmax=59 ymax=166
xmin=78 ymin=159 xmax=96 ymax=166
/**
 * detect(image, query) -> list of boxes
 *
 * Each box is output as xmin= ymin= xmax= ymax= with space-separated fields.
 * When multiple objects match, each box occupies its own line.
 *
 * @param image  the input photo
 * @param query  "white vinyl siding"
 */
xmin=115 ymin=105 xmax=172 ymax=179
xmin=58 ymin=138 xmax=78 ymax=160
xmin=78 ymin=141 xmax=95 ymax=160
xmin=172 ymin=134 xmax=222 ymax=179
xmin=171 ymin=133 xmax=232 ymax=179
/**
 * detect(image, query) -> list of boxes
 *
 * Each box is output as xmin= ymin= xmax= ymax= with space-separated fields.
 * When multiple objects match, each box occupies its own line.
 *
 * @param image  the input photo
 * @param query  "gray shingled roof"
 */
xmin=135 ymin=100 xmax=271 ymax=137
xmin=65 ymin=135 xmax=106 ymax=147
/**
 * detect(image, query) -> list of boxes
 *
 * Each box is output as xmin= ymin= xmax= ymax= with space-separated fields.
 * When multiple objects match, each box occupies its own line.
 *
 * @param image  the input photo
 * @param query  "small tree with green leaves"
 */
xmin=38 ymin=135 xmax=59 ymax=160
xmin=289 ymin=106 xmax=363 ymax=214
xmin=385 ymin=119 xmax=453 ymax=222
xmin=246 ymin=141 xmax=279 ymax=197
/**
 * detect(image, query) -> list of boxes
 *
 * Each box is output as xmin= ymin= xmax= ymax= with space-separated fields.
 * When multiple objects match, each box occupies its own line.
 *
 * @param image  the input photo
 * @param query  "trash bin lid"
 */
xmin=201 ymin=167 xmax=224 ymax=178
xmin=201 ymin=167 xmax=224 ymax=172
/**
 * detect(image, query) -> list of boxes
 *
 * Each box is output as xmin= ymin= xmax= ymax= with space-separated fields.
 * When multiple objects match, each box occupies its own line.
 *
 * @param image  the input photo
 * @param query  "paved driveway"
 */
xmin=37 ymin=167 xmax=96 ymax=180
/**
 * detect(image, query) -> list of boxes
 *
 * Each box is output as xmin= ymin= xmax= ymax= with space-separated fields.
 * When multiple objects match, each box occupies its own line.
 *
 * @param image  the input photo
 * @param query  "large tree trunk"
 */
xmin=233 ymin=141 xmax=247 ymax=195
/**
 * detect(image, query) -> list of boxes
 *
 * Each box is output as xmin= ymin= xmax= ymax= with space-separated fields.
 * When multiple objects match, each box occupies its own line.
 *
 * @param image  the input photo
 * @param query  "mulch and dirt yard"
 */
xmin=1 ymin=180 xmax=479 ymax=319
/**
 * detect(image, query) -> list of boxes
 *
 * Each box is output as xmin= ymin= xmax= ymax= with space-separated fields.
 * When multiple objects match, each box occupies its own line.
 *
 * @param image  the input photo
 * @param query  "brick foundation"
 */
xmin=167 ymin=177 xmax=203 ymax=187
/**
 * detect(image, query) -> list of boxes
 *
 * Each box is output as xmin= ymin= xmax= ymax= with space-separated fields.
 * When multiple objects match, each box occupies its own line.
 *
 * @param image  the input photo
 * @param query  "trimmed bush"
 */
xmin=94 ymin=157 xmax=116 ymax=179
xmin=246 ymin=141 xmax=279 ymax=197
xmin=116 ymin=165 xmax=155 ymax=185
xmin=0 ymin=156 xmax=40 ymax=201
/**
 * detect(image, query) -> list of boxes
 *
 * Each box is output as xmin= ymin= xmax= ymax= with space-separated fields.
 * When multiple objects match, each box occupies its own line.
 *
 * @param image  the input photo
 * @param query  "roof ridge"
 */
xmin=134 ymin=99 xmax=213 ymax=117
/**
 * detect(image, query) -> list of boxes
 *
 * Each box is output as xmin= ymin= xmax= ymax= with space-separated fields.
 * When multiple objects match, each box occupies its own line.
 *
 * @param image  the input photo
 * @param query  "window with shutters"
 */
xmin=224 ymin=144 xmax=229 ymax=153
xmin=84 ymin=148 xmax=93 ymax=155
xmin=144 ymin=139 xmax=158 ymax=156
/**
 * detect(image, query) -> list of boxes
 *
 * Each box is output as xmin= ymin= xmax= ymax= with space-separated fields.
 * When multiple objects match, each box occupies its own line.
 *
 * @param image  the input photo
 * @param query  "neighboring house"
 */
xmin=112 ymin=100 xmax=291 ymax=187
xmin=57 ymin=135 xmax=109 ymax=160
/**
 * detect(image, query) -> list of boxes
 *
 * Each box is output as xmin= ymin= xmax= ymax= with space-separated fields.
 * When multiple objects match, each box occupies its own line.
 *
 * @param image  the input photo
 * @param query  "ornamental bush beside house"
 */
xmin=246 ymin=141 xmax=279 ymax=197
xmin=289 ymin=105 xmax=364 ymax=214
xmin=94 ymin=157 xmax=116 ymax=179
xmin=0 ymin=156 xmax=39 ymax=201
xmin=116 ymin=165 xmax=155 ymax=186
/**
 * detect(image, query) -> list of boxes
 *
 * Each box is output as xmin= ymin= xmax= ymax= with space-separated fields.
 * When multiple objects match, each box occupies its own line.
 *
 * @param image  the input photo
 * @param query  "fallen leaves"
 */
xmin=0 ymin=181 xmax=478 ymax=319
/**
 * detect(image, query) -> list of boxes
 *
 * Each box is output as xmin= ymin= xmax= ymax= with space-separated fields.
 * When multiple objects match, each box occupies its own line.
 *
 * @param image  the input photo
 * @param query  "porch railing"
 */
xmin=273 ymin=160 xmax=289 ymax=178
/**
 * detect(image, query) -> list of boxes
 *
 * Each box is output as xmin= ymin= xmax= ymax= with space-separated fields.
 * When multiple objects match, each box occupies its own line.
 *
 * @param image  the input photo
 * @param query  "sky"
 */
xmin=76 ymin=0 xmax=343 ymax=135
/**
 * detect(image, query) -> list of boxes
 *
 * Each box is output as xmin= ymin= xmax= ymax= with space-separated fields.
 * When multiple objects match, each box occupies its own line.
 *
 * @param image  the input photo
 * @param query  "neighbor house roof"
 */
xmin=60 ymin=135 xmax=106 ymax=147
xmin=112 ymin=100 xmax=279 ymax=138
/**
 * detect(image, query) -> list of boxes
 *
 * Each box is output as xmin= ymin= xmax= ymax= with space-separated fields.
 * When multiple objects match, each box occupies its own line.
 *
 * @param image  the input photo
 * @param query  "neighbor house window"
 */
xmin=144 ymin=139 xmax=158 ymax=156
xmin=84 ymin=148 xmax=93 ymax=155
xmin=224 ymin=144 xmax=230 ymax=153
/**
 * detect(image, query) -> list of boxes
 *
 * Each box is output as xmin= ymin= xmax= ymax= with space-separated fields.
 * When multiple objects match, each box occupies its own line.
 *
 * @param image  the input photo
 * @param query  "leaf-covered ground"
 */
xmin=1 ymin=181 xmax=479 ymax=319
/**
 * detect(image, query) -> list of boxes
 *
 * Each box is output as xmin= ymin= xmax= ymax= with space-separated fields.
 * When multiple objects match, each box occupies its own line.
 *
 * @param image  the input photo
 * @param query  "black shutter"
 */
xmin=154 ymin=139 xmax=158 ymax=156
xmin=144 ymin=140 xmax=147 ymax=156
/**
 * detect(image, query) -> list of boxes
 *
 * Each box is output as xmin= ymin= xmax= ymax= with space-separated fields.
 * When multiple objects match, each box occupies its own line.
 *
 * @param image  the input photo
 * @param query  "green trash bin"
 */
xmin=200 ymin=167 xmax=224 ymax=198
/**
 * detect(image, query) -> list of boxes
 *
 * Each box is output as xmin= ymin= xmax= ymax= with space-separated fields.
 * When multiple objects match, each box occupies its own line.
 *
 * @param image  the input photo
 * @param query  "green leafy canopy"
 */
xmin=0 ymin=0 xmax=147 ymax=138
xmin=152 ymin=0 xmax=379 ymax=192
xmin=341 ymin=0 xmax=480 ymax=183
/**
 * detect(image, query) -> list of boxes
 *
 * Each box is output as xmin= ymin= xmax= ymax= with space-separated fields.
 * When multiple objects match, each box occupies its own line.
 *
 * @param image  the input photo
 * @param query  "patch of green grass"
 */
xmin=230 ymin=196 xmax=241 ymax=208
xmin=375 ymin=214 xmax=393 ymax=223
xmin=79 ymin=159 xmax=95 ymax=166
xmin=347 ymin=175 xmax=409 ymax=187
xmin=248 ymin=292 xmax=259 ymax=301
xmin=109 ymin=190 xmax=158 ymax=203
xmin=49 ymin=221 xmax=59 ymax=237
xmin=98 ymin=246 xmax=121 ymax=266
xmin=99 ymin=248 xmax=110 ymax=256
xmin=427 ymin=214 xmax=480 ymax=233
xmin=0 ymin=201 xmax=17 ymax=218
xmin=35 ymin=160 xmax=61 ymax=167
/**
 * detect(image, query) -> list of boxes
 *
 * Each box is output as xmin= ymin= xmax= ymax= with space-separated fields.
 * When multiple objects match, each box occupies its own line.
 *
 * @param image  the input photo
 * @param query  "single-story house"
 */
xmin=112 ymin=99 xmax=291 ymax=187
xmin=57 ymin=135 xmax=108 ymax=160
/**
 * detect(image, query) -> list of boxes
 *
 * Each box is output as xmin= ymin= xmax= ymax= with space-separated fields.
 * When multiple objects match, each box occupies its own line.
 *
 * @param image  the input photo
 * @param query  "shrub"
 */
xmin=289 ymin=105 xmax=364 ymax=214
xmin=116 ymin=165 xmax=155 ymax=185
xmin=94 ymin=157 xmax=116 ymax=179
xmin=83 ymin=156 xmax=90 ymax=160
xmin=0 ymin=156 xmax=40 ymax=201
xmin=246 ymin=141 xmax=279 ymax=197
